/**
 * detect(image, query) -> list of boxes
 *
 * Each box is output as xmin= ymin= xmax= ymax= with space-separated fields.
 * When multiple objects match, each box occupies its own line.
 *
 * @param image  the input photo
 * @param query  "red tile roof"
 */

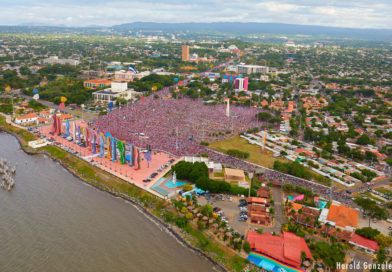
xmin=327 ymin=204 xmax=358 ymax=229
xmin=247 ymin=231 xmax=312 ymax=268
xmin=350 ymin=233 xmax=379 ymax=252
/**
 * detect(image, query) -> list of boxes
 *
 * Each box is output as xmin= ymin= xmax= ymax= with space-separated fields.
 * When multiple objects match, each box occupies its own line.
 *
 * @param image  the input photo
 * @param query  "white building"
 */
xmin=236 ymin=65 xmax=269 ymax=74
xmin=42 ymin=56 xmax=80 ymax=66
xmin=92 ymin=81 xmax=137 ymax=103
xmin=14 ymin=113 xmax=39 ymax=125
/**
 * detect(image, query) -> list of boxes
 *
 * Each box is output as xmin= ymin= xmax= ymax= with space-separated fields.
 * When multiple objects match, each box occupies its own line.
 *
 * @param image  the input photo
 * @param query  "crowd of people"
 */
xmin=262 ymin=169 xmax=352 ymax=204
xmin=91 ymin=82 xmax=352 ymax=204
xmin=92 ymin=86 xmax=261 ymax=159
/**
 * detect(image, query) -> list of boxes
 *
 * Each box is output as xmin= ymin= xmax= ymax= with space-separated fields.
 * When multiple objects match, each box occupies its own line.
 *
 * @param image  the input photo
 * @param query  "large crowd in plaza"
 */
xmin=91 ymin=85 xmax=352 ymax=204
xmin=92 ymin=86 xmax=261 ymax=158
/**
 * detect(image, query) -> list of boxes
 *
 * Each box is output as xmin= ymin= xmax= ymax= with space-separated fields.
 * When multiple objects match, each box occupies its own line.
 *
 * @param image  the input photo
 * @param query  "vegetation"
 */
xmin=355 ymin=227 xmax=380 ymax=240
xmin=171 ymin=161 xmax=255 ymax=195
xmin=24 ymin=77 xmax=93 ymax=105
xmin=226 ymin=149 xmax=250 ymax=159
xmin=309 ymin=241 xmax=345 ymax=270
xmin=210 ymin=136 xmax=287 ymax=168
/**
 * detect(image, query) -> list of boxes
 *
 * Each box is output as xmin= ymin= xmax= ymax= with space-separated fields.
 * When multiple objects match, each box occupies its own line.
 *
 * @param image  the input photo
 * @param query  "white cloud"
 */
xmin=0 ymin=0 xmax=391 ymax=28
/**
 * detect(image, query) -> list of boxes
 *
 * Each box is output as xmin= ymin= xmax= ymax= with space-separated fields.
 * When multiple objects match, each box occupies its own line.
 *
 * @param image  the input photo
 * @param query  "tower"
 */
xmin=226 ymin=98 xmax=230 ymax=117
xmin=182 ymin=45 xmax=189 ymax=61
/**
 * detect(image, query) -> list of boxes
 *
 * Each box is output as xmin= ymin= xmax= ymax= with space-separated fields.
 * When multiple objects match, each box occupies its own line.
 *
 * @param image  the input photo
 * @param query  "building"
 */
xmin=320 ymin=225 xmax=379 ymax=254
xmin=234 ymin=77 xmax=248 ymax=91
xmin=42 ymin=56 xmax=79 ymax=66
xmin=14 ymin=113 xmax=39 ymax=125
xmin=182 ymin=45 xmax=190 ymax=61
xmin=84 ymin=79 xmax=112 ymax=89
xmin=114 ymin=70 xmax=135 ymax=82
xmin=236 ymin=65 xmax=269 ymax=74
xmin=349 ymin=233 xmax=379 ymax=254
xmin=224 ymin=168 xmax=246 ymax=182
xmin=320 ymin=204 xmax=359 ymax=231
xmin=247 ymin=231 xmax=312 ymax=269
xmin=92 ymin=81 xmax=136 ymax=104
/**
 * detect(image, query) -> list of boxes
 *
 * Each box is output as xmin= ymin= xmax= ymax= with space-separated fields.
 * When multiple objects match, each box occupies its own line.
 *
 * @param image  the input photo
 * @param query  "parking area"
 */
xmin=197 ymin=187 xmax=286 ymax=235
xmin=197 ymin=195 xmax=251 ymax=235
xmin=357 ymin=213 xmax=392 ymax=235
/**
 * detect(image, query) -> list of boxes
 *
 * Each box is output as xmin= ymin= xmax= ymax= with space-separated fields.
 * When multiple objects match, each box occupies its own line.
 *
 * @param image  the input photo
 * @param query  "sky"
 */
xmin=0 ymin=0 xmax=391 ymax=29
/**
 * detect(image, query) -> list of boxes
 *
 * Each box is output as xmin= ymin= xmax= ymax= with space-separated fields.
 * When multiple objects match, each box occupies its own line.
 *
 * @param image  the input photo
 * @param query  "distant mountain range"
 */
xmin=112 ymin=22 xmax=392 ymax=41
xmin=0 ymin=22 xmax=391 ymax=41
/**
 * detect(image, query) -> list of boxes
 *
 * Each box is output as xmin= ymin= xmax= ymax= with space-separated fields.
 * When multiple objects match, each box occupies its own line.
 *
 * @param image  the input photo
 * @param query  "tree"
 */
xmin=355 ymin=227 xmax=380 ymax=240
xmin=374 ymin=234 xmax=392 ymax=248
xmin=182 ymin=184 xmax=193 ymax=192
xmin=356 ymin=134 xmax=371 ymax=145
xmin=309 ymin=241 xmax=345 ymax=270
xmin=243 ymin=241 xmax=251 ymax=253
xmin=354 ymin=197 xmax=388 ymax=225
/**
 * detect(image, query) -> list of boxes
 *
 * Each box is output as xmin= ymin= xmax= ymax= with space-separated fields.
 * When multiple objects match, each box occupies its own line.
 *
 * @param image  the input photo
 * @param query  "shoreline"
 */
xmin=0 ymin=127 xmax=233 ymax=272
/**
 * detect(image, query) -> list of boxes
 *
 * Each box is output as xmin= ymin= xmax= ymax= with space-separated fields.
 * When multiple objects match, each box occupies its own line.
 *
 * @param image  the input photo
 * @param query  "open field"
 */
xmin=210 ymin=136 xmax=333 ymax=186
xmin=210 ymin=136 xmax=287 ymax=168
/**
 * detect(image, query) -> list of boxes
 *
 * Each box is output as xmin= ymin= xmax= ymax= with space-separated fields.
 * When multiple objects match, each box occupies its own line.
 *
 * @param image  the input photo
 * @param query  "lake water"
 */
xmin=0 ymin=133 xmax=215 ymax=272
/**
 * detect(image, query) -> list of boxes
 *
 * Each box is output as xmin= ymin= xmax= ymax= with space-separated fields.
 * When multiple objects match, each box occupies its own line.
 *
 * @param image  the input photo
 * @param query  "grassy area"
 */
xmin=185 ymin=226 xmax=248 ymax=271
xmin=0 ymin=115 xmax=37 ymax=145
xmin=375 ymin=187 xmax=392 ymax=195
xmin=210 ymin=135 xmax=331 ymax=186
xmin=214 ymin=172 xmax=224 ymax=178
xmin=364 ymin=191 xmax=386 ymax=203
xmin=210 ymin=136 xmax=287 ymax=168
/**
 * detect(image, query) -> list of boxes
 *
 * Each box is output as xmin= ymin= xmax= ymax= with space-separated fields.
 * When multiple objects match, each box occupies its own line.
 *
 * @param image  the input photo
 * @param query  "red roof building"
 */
xmin=247 ymin=231 xmax=312 ymax=268
xmin=326 ymin=204 xmax=358 ymax=230
xmin=349 ymin=233 xmax=379 ymax=253
xmin=247 ymin=197 xmax=268 ymax=205
xmin=84 ymin=79 xmax=111 ymax=89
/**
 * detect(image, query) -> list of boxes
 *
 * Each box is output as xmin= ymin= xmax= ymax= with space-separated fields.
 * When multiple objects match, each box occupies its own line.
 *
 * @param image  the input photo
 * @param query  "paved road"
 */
xmin=16 ymin=93 xmax=97 ymax=121
xmin=346 ymin=250 xmax=373 ymax=272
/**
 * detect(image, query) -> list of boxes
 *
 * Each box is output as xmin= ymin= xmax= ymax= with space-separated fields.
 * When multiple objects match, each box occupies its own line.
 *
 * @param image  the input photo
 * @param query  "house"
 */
xmin=320 ymin=225 xmax=379 ymax=254
xmin=349 ymin=233 xmax=379 ymax=254
xmin=257 ymin=186 xmax=269 ymax=198
xmin=14 ymin=113 xmax=39 ymax=125
xmin=58 ymin=113 xmax=72 ymax=121
xmin=321 ymin=204 xmax=359 ymax=231
xmin=250 ymin=214 xmax=269 ymax=225
xmin=247 ymin=231 xmax=312 ymax=268
xmin=247 ymin=197 xmax=268 ymax=206
xmin=289 ymin=203 xmax=320 ymax=228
